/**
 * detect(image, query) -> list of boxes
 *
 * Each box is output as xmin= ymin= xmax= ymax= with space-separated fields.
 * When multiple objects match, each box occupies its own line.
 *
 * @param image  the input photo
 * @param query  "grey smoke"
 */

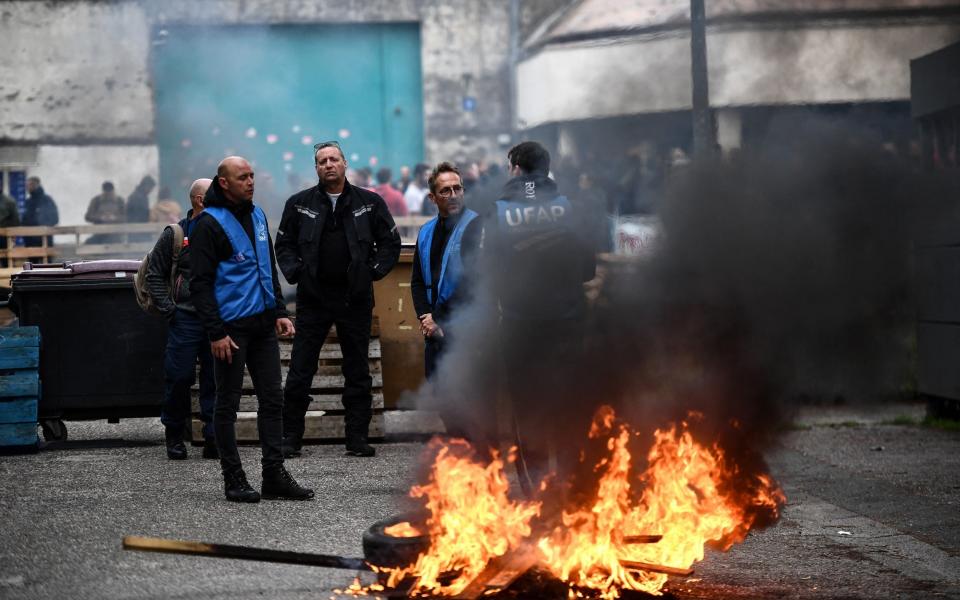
xmin=414 ymin=114 xmax=958 ymax=457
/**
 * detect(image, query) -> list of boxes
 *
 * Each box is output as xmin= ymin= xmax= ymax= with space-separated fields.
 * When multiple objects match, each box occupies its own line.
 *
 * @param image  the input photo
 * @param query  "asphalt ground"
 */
xmin=1 ymin=401 xmax=958 ymax=600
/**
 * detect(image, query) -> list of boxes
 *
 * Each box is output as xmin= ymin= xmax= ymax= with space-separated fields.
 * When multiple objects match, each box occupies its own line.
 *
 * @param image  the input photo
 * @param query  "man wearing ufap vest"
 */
xmin=485 ymin=141 xmax=597 ymax=494
xmin=275 ymin=141 xmax=401 ymax=458
xmin=190 ymin=156 xmax=314 ymax=503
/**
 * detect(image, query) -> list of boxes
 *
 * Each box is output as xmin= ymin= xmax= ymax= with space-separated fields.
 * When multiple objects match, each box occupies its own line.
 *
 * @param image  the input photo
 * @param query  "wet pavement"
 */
xmin=0 ymin=401 xmax=958 ymax=599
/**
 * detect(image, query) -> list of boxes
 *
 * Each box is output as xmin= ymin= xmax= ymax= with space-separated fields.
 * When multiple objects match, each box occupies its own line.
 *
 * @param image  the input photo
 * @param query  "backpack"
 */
xmin=133 ymin=224 xmax=184 ymax=316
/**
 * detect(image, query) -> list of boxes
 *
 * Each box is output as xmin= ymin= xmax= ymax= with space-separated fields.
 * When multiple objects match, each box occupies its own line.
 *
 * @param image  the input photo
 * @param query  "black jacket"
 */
xmin=485 ymin=172 xmax=596 ymax=321
xmin=23 ymin=187 xmax=58 ymax=227
xmin=144 ymin=211 xmax=201 ymax=318
xmin=190 ymin=179 xmax=287 ymax=342
xmin=275 ymin=180 xmax=401 ymax=303
xmin=22 ymin=186 xmax=58 ymax=248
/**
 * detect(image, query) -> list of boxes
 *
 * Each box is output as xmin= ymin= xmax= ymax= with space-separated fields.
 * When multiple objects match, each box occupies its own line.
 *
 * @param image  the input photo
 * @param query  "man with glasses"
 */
xmin=410 ymin=162 xmax=483 ymax=439
xmin=275 ymin=141 xmax=401 ymax=457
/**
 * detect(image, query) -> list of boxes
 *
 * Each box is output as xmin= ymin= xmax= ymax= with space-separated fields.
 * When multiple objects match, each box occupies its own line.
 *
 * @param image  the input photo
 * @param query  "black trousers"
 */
xmin=501 ymin=317 xmax=588 ymax=485
xmin=213 ymin=314 xmax=284 ymax=475
xmin=284 ymin=298 xmax=373 ymax=444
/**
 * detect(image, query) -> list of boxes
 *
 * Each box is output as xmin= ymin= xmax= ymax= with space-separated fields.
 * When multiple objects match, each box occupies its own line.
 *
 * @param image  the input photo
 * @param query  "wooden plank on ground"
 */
xmin=452 ymin=546 xmax=541 ymax=599
xmin=0 ymin=371 xmax=39 ymax=398
xmin=192 ymin=392 xmax=385 ymax=414
xmin=0 ymin=398 xmax=38 ymax=424
xmin=192 ymin=411 xmax=385 ymax=442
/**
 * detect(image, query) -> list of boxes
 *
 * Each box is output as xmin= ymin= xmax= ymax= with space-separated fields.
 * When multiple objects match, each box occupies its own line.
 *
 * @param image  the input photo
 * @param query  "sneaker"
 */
xmin=202 ymin=438 xmax=219 ymax=460
xmin=223 ymin=469 xmax=261 ymax=503
xmin=344 ymin=440 xmax=376 ymax=457
xmin=261 ymin=465 xmax=314 ymax=501
xmin=165 ymin=427 xmax=187 ymax=460
xmin=281 ymin=435 xmax=302 ymax=458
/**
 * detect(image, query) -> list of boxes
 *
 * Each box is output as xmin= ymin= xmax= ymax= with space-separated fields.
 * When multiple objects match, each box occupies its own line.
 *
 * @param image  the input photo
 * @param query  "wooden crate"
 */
xmin=191 ymin=319 xmax=385 ymax=443
xmin=0 ymin=327 xmax=40 ymax=451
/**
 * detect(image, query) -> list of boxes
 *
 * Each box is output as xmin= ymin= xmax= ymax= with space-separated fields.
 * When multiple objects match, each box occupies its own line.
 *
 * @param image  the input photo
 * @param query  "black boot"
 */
xmin=165 ymin=426 xmax=187 ymax=460
xmin=281 ymin=434 xmax=302 ymax=458
xmin=345 ymin=435 xmax=375 ymax=457
xmin=202 ymin=438 xmax=219 ymax=460
xmin=261 ymin=465 xmax=314 ymax=500
xmin=223 ymin=469 xmax=260 ymax=503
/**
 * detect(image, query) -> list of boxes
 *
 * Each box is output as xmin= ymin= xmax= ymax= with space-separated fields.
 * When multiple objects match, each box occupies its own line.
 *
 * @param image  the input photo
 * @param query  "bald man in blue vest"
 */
xmin=190 ymin=156 xmax=314 ymax=503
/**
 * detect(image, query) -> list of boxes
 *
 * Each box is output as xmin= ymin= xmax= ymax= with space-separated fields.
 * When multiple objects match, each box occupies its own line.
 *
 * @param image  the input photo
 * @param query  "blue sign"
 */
xmin=8 ymin=171 xmax=26 ymax=246
xmin=462 ymin=96 xmax=476 ymax=112
xmin=9 ymin=171 xmax=26 ymax=209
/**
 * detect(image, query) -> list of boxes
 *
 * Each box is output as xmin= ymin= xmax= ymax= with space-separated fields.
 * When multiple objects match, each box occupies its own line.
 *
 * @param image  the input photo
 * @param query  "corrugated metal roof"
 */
xmin=528 ymin=0 xmax=960 ymax=47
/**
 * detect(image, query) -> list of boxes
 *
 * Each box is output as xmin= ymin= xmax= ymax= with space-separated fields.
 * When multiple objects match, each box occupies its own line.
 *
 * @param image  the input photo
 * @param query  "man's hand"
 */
xmin=276 ymin=317 xmax=296 ymax=338
xmin=419 ymin=313 xmax=444 ymax=339
xmin=211 ymin=336 xmax=240 ymax=364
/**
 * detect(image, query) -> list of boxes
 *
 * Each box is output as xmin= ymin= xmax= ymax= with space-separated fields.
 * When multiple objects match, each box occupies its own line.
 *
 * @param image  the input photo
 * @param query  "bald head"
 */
xmin=216 ymin=156 xmax=254 ymax=204
xmin=189 ymin=178 xmax=212 ymax=215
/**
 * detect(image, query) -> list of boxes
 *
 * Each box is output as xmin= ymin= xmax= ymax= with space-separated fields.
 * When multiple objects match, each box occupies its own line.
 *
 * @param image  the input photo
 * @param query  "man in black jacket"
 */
xmin=145 ymin=178 xmax=217 ymax=461
xmin=486 ymin=141 xmax=597 ymax=494
xmin=275 ymin=141 xmax=401 ymax=458
xmin=191 ymin=156 xmax=313 ymax=503
xmin=23 ymin=176 xmax=58 ymax=252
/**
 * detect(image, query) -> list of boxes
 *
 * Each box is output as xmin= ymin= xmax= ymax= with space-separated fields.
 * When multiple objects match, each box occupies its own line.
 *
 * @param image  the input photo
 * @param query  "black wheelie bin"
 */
xmin=9 ymin=260 xmax=167 ymax=440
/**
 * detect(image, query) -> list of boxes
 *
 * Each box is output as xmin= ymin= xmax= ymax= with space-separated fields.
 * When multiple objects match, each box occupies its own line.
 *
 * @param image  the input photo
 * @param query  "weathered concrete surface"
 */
xmin=1 ymin=402 xmax=958 ymax=599
xmin=0 ymin=0 xmax=565 ymax=161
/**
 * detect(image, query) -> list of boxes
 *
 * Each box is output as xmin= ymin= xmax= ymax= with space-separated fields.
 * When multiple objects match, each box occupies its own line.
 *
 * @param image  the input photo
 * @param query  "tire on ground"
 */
xmin=362 ymin=511 xmax=431 ymax=570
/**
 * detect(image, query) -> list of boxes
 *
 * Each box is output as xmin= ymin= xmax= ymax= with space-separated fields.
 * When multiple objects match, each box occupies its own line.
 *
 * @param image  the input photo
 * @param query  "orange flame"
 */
xmin=375 ymin=407 xmax=785 ymax=598
xmin=539 ymin=412 xmax=785 ymax=597
xmin=384 ymin=522 xmax=424 ymax=538
xmin=383 ymin=439 xmax=541 ymax=596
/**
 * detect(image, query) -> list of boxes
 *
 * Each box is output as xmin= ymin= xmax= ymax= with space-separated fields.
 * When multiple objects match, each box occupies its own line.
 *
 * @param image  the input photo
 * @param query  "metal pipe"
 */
xmin=690 ymin=0 xmax=716 ymax=157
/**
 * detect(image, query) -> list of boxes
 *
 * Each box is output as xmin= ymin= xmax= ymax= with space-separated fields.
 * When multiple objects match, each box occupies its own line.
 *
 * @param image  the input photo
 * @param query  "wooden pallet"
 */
xmin=0 ymin=327 xmax=40 ymax=452
xmin=191 ymin=319 xmax=385 ymax=443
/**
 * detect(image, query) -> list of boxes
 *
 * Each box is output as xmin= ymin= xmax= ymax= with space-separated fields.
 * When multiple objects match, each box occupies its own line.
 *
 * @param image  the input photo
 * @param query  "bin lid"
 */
xmin=13 ymin=260 xmax=140 ymax=280
xmin=11 ymin=260 xmax=141 ymax=287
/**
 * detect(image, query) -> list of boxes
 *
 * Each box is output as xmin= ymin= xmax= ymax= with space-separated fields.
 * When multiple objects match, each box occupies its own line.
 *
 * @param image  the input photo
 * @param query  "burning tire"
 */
xmin=362 ymin=512 xmax=430 ymax=569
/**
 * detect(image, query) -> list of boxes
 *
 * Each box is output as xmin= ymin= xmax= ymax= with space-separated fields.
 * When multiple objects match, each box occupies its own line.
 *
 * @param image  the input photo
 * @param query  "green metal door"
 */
xmin=151 ymin=23 xmax=423 ymax=214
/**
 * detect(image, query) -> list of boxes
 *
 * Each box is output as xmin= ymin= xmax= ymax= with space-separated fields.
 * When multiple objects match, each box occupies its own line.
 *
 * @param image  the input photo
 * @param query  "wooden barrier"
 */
xmin=0 ymin=223 xmax=168 ymax=288
xmin=0 ymin=218 xmax=431 ymax=289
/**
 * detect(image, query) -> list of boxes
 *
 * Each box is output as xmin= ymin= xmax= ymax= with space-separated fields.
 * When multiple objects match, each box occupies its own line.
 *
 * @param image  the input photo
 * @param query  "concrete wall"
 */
xmin=0 ymin=2 xmax=153 ymax=143
xmin=0 ymin=0 xmax=528 ymax=223
xmin=517 ymin=18 xmax=960 ymax=128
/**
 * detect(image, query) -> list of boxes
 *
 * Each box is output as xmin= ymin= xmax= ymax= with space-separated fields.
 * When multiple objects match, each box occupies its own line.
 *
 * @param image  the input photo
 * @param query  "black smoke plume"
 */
xmin=418 ymin=115 xmax=958 ymax=460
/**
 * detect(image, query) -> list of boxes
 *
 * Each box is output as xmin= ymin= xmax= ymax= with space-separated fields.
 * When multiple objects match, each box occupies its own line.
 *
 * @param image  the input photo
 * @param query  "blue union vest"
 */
xmin=204 ymin=205 xmax=276 ymax=322
xmin=416 ymin=209 xmax=478 ymax=307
